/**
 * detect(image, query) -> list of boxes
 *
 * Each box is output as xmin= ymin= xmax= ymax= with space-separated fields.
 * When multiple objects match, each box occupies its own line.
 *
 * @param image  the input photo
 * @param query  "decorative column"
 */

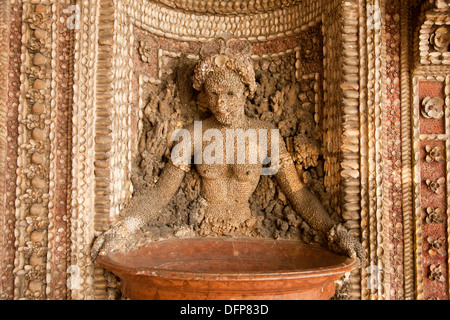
xmin=412 ymin=0 xmax=450 ymax=300
xmin=11 ymin=0 xmax=72 ymax=300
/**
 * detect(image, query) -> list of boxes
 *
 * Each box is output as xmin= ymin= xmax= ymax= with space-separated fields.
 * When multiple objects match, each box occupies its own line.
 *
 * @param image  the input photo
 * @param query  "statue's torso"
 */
xmin=193 ymin=117 xmax=273 ymax=235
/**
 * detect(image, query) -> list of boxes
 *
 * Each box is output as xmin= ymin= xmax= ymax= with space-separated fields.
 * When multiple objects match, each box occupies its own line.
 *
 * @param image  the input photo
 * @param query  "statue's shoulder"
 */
xmin=179 ymin=117 xmax=217 ymax=134
xmin=181 ymin=119 xmax=207 ymax=131
xmin=247 ymin=118 xmax=276 ymax=131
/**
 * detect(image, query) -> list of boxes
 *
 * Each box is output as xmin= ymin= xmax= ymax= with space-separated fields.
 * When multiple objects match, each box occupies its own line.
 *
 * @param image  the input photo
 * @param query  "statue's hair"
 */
xmin=192 ymin=37 xmax=256 ymax=97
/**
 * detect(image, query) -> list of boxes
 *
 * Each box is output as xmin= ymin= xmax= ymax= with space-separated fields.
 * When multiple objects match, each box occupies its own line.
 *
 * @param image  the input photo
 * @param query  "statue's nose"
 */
xmin=216 ymin=95 xmax=226 ymax=110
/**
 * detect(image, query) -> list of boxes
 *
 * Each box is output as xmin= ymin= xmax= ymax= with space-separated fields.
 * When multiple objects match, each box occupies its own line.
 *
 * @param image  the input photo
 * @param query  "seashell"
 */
xmin=33 ymin=53 xmax=47 ymax=66
xmin=33 ymin=79 xmax=46 ymax=90
xmin=30 ymin=231 xmax=44 ymax=242
xmin=29 ymin=254 xmax=43 ymax=266
xmin=31 ymin=177 xmax=47 ymax=190
xmin=31 ymin=128 xmax=45 ymax=141
xmin=29 ymin=280 xmax=42 ymax=293
xmin=214 ymin=55 xmax=228 ymax=67
xmin=35 ymin=5 xmax=47 ymax=14
xmin=31 ymin=153 xmax=45 ymax=164
xmin=430 ymin=26 xmax=450 ymax=52
xmin=421 ymin=96 xmax=444 ymax=119
xmin=34 ymin=28 xmax=47 ymax=40
xmin=31 ymin=103 xmax=45 ymax=115
xmin=30 ymin=204 xmax=46 ymax=216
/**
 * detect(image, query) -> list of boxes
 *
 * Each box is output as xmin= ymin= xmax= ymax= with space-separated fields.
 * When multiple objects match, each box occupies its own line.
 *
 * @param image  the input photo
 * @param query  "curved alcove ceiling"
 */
xmin=129 ymin=0 xmax=320 ymax=42
xmin=147 ymin=0 xmax=302 ymax=15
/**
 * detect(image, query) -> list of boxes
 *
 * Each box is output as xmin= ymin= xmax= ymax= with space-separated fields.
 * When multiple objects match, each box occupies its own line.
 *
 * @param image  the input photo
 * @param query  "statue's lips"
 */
xmin=215 ymin=111 xmax=230 ymax=117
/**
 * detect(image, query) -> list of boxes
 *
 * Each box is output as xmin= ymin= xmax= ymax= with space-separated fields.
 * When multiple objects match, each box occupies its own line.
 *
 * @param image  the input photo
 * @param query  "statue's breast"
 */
xmin=196 ymin=162 xmax=261 ymax=182
xmin=230 ymin=163 xmax=261 ymax=182
xmin=196 ymin=163 xmax=227 ymax=180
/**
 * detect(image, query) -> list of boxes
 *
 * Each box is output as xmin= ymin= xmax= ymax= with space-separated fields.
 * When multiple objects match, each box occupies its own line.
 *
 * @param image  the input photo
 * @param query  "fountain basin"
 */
xmin=97 ymin=238 xmax=357 ymax=300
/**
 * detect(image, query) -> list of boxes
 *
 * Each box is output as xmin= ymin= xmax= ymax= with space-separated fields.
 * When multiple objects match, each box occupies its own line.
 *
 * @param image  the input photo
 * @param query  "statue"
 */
xmin=91 ymin=37 xmax=365 ymax=265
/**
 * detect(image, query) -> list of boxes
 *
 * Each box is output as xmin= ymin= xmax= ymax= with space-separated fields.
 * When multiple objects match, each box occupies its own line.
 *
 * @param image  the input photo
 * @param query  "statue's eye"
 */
xmin=227 ymin=91 xmax=234 ymax=97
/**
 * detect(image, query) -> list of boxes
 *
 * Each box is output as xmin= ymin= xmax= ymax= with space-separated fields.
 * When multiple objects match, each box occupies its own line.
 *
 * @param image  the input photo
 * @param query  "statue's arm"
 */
xmin=274 ymin=158 xmax=336 ymax=234
xmin=272 ymin=134 xmax=365 ymax=263
xmin=91 ymin=124 xmax=195 ymax=259
xmin=90 ymin=162 xmax=187 ymax=259
xmin=263 ymin=126 xmax=335 ymax=233
xmin=121 ymin=161 xmax=188 ymax=229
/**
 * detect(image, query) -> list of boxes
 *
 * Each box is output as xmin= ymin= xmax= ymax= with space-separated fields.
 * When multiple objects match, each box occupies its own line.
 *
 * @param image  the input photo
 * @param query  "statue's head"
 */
xmin=193 ymin=37 xmax=256 ymax=125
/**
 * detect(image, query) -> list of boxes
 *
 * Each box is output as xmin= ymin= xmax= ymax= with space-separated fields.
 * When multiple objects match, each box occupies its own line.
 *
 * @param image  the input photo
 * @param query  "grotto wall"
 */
xmin=0 ymin=0 xmax=449 ymax=300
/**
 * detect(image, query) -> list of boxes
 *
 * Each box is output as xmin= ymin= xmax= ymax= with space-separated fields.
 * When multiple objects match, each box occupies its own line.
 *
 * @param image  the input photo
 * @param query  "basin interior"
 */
xmin=98 ymin=237 xmax=354 ymax=276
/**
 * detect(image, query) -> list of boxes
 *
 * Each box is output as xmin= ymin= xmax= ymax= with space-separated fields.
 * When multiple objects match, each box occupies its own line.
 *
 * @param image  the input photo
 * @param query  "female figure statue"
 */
xmin=91 ymin=39 xmax=365 ymax=264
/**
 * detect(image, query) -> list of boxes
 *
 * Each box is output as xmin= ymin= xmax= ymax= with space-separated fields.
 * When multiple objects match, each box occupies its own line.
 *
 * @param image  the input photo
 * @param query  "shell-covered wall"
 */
xmin=0 ymin=0 xmax=449 ymax=300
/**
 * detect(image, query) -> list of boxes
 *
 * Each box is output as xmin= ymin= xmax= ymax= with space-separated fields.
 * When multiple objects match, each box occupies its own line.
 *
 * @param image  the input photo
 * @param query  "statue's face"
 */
xmin=203 ymin=69 xmax=246 ymax=125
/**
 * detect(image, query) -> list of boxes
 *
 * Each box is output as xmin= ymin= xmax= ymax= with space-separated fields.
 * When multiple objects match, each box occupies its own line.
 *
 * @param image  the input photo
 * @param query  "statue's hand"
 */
xmin=327 ymin=223 xmax=366 ymax=266
xmin=90 ymin=220 xmax=133 ymax=261
xmin=90 ymin=194 xmax=152 ymax=261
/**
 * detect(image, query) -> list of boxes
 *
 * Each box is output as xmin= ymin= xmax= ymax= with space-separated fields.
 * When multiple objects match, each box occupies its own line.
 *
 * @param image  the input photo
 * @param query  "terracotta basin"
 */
xmin=97 ymin=238 xmax=357 ymax=300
